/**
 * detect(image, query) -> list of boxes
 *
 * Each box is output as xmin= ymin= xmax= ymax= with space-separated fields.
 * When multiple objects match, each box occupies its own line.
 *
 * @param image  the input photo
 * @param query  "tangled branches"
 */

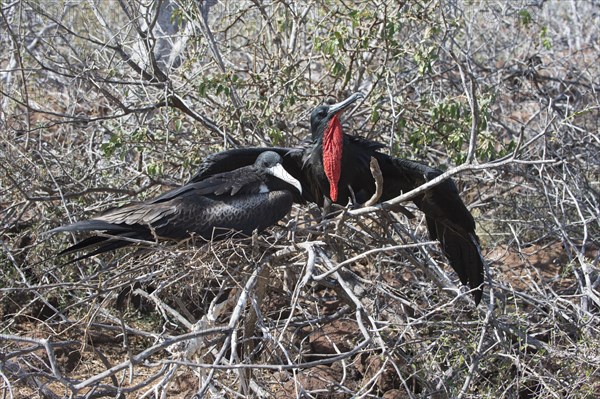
xmin=1 ymin=0 xmax=599 ymax=397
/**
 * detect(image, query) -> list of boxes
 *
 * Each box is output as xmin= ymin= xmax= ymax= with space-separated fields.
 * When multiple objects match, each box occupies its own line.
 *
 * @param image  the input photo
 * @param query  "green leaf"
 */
xmin=332 ymin=61 xmax=346 ymax=76
xmin=198 ymin=81 xmax=207 ymax=97
xmin=518 ymin=9 xmax=532 ymax=26
xmin=146 ymin=162 xmax=163 ymax=177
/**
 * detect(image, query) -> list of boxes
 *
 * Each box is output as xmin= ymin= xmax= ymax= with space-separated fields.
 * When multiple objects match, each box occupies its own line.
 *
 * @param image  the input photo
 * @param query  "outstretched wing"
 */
xmin=374 ymin=153 xmax=484 ymax=304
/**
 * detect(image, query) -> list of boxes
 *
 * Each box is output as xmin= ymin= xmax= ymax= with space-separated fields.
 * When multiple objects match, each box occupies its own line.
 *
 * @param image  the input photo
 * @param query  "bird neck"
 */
xmin=321 ymin=115 xmax=343 ymax=202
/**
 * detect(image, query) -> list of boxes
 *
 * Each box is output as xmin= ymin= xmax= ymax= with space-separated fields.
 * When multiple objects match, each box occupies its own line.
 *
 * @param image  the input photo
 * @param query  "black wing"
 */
xmin=374 ymin=153 xmax=484 ymax=304
xmin=155 ymin=158 xmax=283 ymax=203
xmin=190 ymin=147 xmax=313 ymax=203
xmin=345 ymin=135 xmax=387 ymax=152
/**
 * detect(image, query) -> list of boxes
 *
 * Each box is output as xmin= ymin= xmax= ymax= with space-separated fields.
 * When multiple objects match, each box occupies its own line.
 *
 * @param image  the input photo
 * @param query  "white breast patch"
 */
xmin=258 ymin=183 xmax=269 ymax=193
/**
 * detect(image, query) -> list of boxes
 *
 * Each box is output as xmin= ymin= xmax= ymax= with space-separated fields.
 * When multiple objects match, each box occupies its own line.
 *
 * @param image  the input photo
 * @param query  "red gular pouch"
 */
xmin=322 ymin=114 xmax=343 ymax=202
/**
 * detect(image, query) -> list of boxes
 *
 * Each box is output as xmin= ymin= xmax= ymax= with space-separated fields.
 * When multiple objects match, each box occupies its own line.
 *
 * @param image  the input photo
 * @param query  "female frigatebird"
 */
xmin=190 ymin=93 xmax=485 ymax=305
xmin=51 ymin=151 xmax=302 ymax=259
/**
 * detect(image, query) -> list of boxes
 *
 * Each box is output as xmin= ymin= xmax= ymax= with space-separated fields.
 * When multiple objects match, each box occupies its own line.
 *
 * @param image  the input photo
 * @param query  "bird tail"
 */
xmin=50 ymin=220 xmax=147 ymax=261
xmin=48 ymin=220 xmax=131 ymax=234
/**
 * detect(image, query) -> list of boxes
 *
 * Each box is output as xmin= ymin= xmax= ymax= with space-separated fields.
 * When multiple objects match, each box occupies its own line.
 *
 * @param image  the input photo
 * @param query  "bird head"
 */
xmin=309 ymin=92 xmax=364 ymax=202
xmin=255 ymin=151 xmax=303 ymax=195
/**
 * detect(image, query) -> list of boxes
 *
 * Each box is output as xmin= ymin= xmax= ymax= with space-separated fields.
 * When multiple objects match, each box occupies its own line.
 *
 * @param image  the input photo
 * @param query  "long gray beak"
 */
xmin=267 ymin=164 xmax=303 ymax=194
xmin=327 ymin=92 xmax=365 ymax=117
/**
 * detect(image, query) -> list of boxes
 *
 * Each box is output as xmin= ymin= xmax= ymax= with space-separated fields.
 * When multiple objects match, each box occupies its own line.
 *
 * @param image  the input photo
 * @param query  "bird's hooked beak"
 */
xmin=267 ymin=164 xmax=303 ymax=194
xmin=326 ymin=92 xmax=364 ymax=118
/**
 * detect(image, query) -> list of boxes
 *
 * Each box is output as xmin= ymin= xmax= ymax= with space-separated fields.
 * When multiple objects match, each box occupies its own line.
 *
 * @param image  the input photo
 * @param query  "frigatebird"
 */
xmin=51 ymin=151 xmax=302 ymax=259
xmin=190 ymin=93 xmax=485 ymax=304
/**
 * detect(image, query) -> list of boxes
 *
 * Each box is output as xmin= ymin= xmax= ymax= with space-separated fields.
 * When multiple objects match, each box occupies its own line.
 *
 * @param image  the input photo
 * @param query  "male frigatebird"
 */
xmin=190 ymin=93 xmax=485 ymax=304
xmin=51 ymin=151 xmax=302 ymax=259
